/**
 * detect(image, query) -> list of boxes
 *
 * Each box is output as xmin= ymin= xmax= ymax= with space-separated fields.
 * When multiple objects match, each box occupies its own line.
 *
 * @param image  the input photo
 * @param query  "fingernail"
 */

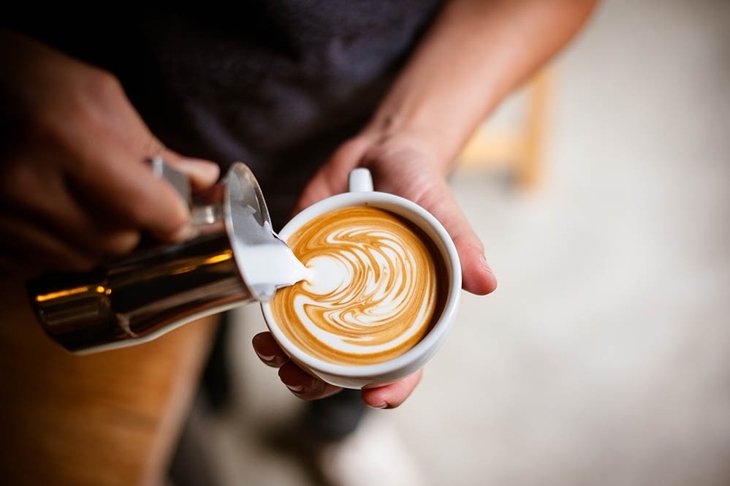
xmin=255 ymin=351 xmax=276 ymax=362
xmin=369 ymin=402 xmax=389 ymax=410
xmin=286 ymin=383 xmax=304 ymax=393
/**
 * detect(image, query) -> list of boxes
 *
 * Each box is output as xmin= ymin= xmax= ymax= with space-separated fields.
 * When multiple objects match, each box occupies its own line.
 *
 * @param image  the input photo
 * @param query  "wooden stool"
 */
xmin=0 ymin=277 xmax=217 ymax=485
xmin=458 ymin=68 xmax=553 ymax=189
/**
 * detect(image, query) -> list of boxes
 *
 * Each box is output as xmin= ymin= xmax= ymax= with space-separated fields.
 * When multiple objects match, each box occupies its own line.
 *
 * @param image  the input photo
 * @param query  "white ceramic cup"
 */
xmin=261 ymin=168 xmax=461 ymax=389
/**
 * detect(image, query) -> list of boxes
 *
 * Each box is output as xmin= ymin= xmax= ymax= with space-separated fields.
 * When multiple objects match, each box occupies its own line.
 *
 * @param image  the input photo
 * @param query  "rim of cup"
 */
xmin=260 ymin=190 xmax=462 ymax=379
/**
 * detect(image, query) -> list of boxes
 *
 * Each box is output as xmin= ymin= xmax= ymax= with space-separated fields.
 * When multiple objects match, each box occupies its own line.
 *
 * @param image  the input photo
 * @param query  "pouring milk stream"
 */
xmin=27 ymin=160 xmax=309 ymax=353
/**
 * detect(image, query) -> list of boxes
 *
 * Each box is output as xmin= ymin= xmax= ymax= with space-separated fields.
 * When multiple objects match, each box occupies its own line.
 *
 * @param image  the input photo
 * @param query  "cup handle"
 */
xmin=348 ymin=168 xmax=374 ymax=193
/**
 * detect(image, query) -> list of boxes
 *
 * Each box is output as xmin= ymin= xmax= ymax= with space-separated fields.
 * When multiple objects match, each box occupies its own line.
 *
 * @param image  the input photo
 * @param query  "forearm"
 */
xmin=366 ymin=0 xmax=598 ymax=168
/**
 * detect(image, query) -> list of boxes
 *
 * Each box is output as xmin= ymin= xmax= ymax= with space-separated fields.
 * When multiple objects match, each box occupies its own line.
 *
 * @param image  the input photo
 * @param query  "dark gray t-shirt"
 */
xmin=6 ymin=1 xmax=442 ymax=225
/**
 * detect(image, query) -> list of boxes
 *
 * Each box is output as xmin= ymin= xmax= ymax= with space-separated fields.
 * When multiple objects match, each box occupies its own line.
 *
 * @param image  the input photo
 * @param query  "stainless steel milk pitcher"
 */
xmin=27 ymin=160 xmax=299 ymax=353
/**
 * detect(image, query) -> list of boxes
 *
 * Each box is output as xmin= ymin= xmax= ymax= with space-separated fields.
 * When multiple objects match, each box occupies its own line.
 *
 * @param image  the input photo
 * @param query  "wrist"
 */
xmin=361 ymin=57 xmax=499 ymax=171
xmin=354 ymin=125 xmax=449 ymax=177
xmin=358 ymin=115 xmax=451 ymax=175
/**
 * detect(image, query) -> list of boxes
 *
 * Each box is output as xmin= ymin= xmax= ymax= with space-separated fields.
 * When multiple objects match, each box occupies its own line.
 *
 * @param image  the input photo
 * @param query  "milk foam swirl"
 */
xmin=271 ymin=206 xmax=442 ymax=366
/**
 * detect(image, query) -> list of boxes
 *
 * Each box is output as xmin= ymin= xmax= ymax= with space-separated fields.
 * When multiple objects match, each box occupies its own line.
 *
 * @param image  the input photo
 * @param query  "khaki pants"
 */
xmin=0 ymin=277 xmax=216 ymax=486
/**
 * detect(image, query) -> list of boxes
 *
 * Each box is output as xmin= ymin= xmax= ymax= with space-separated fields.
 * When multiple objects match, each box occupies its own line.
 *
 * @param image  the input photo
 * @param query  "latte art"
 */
xmin=271 ymin=206 xmax=443 ymax=366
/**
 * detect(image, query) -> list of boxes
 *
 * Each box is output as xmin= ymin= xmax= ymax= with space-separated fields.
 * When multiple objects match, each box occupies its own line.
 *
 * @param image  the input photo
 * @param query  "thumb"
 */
xmin=293 ymin=137 xmax=373 ymax=215
xmin=414 ymin=178 xmax=497 ymax=296
xmin=160 ymin=147 xmax=220 ymax=191
xmin=142 ymin=142 xmax=220 ymax=241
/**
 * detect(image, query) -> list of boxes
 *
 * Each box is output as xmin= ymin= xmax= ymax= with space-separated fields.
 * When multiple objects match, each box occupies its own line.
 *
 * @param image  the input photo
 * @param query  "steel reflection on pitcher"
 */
xmin=27 ymin=161 xmax=305 ymax=353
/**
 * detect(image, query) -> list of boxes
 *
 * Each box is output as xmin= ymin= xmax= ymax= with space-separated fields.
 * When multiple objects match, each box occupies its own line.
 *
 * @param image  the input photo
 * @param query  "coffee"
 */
xmin=270 ymin=206 xmax=447 ymax=366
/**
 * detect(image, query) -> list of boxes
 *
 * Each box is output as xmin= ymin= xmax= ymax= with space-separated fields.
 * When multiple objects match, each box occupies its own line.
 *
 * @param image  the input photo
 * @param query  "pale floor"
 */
xmin=203 ymin=1 xmax=730 ymax=484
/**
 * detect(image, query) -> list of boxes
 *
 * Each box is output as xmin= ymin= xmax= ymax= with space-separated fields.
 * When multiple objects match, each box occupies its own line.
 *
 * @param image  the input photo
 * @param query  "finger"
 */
xmin=42 ymin=193 xmax=142 ymax=258
xmin=277 ymin=362 xmax=342 ymax=400
xmin=413 ymin=179 xmax=497 ymax=296
xmin=252 ymin=332 xmax=289 ymax=368
xmin=293 ymin=169 xmax=332 ymax=216
xmin=158 ymin=148 xmax=220 ymax=191
xmin=458 ymin=242 xmax=497 ymax=295
xmin=121 ymin=103 xmax=220 ymax=191
xmin=53 ymin=175 xmax=142 ymax=257
xmin=69 ymin=144 xmax=191 ymax=241
xmin=0 ymin=216 xmax=97 ymax=273
xmin=94 ymin=227 xmax=141 ymax=257
xmin=2 ymin=161 xmax=141 ymax=258
xmin=293 ymin=137 xmax=373 ymax=214
xmin=361 ymin=370 xmax=423 ymax=409
xmin=253 ymin=332 xmax=342 ymax=400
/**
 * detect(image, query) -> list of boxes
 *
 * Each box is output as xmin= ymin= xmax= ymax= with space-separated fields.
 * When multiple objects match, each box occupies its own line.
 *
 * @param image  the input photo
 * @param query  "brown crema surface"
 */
xmin=271 ymin=206 xmax=443 ymax=366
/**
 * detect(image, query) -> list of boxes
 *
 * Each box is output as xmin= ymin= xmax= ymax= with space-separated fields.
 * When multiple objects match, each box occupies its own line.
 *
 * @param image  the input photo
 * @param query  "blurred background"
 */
xmin=194 ymin=0 xmax=730 ymax=484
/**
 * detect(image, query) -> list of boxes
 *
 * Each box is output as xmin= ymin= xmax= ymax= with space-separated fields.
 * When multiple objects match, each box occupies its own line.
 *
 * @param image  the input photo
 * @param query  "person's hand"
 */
xmin=0 ymin=31 xmax=219 ymax=276
xmin=252 ymin=131 xmax=497 ymax=408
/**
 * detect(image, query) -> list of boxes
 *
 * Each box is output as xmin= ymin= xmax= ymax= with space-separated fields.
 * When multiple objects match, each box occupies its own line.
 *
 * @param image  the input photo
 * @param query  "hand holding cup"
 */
xmin=253 ymin=134 xmax=496 ymax=408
